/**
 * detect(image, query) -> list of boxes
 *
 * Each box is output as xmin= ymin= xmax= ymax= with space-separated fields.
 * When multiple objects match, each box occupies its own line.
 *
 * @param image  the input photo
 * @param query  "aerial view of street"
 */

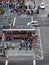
xmin=0 ymin=0 xmax=49 ymax=65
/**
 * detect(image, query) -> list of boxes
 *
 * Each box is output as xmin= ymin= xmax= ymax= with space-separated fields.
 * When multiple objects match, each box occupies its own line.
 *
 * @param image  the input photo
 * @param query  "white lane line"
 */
xmin=35 ymin=49 xmax=42 ymax=53
xmin=32 ymin=48 xmax=36 ymax=65
xmin=33 ymin=59 xmax=36 ymax=65
xmin=5 ymin=60 xmax=8 ymax=65
xmin=36 ymin=55 xmax=43 ymax=59
xmin=5 ymin=55 xmax=9 ymax=65
xmin=38 ymin=28 xmax=43 ymax=59
xmin=13 ymin=17 xmax=16 ymax=26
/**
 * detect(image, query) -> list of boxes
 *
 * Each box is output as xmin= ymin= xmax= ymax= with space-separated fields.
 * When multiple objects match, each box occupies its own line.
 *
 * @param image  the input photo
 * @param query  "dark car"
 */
xmin=0 ymin=2 xmax=3 ymax=7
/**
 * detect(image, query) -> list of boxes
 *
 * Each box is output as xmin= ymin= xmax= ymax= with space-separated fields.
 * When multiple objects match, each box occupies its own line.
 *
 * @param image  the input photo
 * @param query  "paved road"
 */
xmin=35 ymin=0 xmax=49 ymax=9
xmin=0 ymin=10 xmax=49 ymax=65
xmin=35 ymin=0 xmax=49 ymax=17
xmin=0 ymin=27 xmax=49 ymax=65
xmin=0 ymin=0 xmax=49 ymax=65
xmin=7 ymin=27 xmax=49 ymax=65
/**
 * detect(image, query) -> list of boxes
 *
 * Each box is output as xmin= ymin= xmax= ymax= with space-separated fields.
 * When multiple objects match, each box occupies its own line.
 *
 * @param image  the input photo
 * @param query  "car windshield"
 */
xmin=41 ymin=4 xmax=44 ymax=6
xmin=41 ymin=2 xmax=44 ymax=6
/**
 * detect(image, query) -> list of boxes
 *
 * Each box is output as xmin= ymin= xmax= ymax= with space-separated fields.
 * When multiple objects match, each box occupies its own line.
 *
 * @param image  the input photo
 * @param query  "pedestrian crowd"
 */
xmin=19 ymin=37 xmax=36 ymax=50
xmin=0 ymin=0 xmax=39 ymax=15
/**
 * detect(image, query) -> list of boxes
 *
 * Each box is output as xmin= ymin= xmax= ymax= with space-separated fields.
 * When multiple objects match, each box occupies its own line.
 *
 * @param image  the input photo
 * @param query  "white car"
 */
xmin=40 ymin=2 xmax=45 ymax=9
xmin=27 ymin=20 xmax=39 ymax=26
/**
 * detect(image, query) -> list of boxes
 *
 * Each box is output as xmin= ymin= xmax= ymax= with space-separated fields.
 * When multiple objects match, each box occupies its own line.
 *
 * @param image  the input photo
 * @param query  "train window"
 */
xmin=6 ymin=31 xmax=11 ymax=35
xmin=33 ymin=31 xmax=36 ymax=34
xmin=2 ymin=30 xmax=33 ymax=40
xmin=28 ymin=32 xmax=32 ymax=36
xmin=12 ymin=31 xmax=27 ymax=35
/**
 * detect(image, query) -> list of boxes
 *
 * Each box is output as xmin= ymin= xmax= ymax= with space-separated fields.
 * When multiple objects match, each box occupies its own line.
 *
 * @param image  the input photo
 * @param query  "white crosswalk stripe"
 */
xmin=5 ymin=60 xmax=8 ymax=65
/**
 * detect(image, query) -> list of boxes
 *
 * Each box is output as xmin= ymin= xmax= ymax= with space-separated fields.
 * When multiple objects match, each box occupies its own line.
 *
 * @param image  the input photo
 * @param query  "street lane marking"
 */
xmin=13 ymin=17 xmax=16 ymax=26
xmin=36 ymin=55 xmax=43 ymax=59
xmin=38 ymin=28 xmax=43 ymax=59
xmin=5 ymin=60 xmax=8 ymax=65
xmin=33 ymin=59 xmax=36 ymax=65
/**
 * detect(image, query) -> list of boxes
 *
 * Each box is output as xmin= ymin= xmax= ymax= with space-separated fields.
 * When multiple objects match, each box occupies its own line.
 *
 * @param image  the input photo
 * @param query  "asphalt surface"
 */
xmin=0 ymin=27 xmax=49 ymax=65
xmin=0 ymin=11 xmax=49 ymax=65
xmin=0 ymin=0 xmax=49 ymax=65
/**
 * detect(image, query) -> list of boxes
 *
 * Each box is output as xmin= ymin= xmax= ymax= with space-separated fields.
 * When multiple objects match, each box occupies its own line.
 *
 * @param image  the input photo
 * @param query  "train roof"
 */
xmin=2 ymin=28 xmax=36 ymax=31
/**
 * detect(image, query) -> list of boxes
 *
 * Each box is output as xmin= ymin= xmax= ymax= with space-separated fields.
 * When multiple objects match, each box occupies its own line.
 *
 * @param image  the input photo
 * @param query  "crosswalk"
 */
xmin=5 ymin=27 xmax=43 ymax=61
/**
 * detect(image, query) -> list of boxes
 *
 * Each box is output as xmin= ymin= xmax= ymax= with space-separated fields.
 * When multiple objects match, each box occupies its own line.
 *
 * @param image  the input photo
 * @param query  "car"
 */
xmin=40 ymin=2 xmax=45 ymax=9
xmin=27 ymin=20 xmax=39 ymax=26
xmin=0 ymin=2 xmax=3 ymax=7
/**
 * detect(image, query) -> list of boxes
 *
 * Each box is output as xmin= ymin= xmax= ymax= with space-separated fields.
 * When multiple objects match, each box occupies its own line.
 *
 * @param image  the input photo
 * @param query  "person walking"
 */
xmin=32 ymin=38 xmax=35 ymax=48
xmin=19 ymin=43 xmax=22 ymax=50
xmin=29 ymin=43 xmax=32 ymax=50
xmin=25 ymin=38 xmax=28 ymax=50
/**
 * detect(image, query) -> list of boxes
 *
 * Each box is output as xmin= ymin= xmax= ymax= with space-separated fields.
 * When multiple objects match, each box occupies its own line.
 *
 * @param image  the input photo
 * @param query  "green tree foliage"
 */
xmin=0 ymin=7 xmax=5 ymax=15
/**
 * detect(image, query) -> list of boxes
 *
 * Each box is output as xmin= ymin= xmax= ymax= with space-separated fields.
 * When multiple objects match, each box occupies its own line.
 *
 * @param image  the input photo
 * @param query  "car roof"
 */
xmin=41 ymin=2 xmax=44 ymax=4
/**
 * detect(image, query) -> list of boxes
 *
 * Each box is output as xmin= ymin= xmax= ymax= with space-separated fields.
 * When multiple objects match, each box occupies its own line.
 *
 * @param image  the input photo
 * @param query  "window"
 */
xmin=2 ymin=30 xmax=32 ymax=40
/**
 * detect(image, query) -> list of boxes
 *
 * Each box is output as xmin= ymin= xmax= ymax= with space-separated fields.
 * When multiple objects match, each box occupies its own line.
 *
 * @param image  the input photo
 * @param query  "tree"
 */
xmin=0 ymin=7 xmax=5 ymax=15
xmin=0 ymin=7 xmax=5 ymax=21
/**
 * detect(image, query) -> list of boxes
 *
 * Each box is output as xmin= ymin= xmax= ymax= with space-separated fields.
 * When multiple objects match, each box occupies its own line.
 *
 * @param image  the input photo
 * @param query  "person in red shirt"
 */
xmin=32 ymin=38 xmax=35 ymax=47
xmin=30 ymin=37 xmax=35 ymax=48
